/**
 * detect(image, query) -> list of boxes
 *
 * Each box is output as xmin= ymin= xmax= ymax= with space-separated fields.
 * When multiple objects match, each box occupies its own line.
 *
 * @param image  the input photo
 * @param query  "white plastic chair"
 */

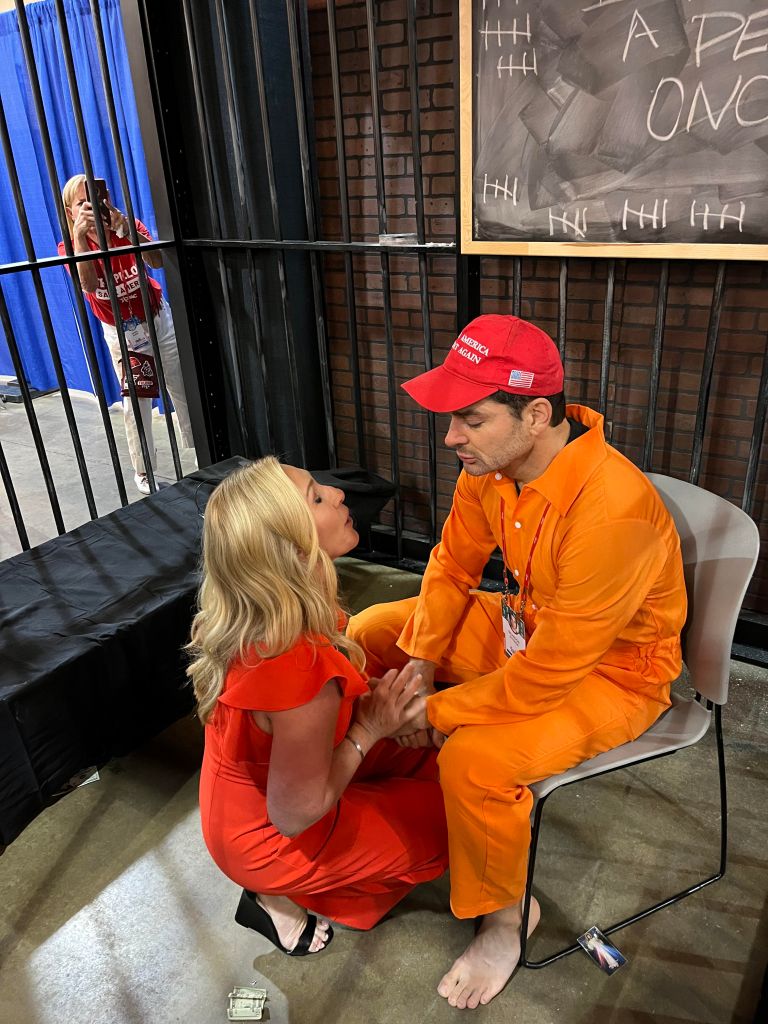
xmin=519 ymin=473 xmax=761 ymax=968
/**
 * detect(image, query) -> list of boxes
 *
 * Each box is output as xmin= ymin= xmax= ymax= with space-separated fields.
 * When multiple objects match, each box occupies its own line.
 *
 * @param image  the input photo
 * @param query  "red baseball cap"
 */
xmin=402 ymin=314 xmax=564 ymax=413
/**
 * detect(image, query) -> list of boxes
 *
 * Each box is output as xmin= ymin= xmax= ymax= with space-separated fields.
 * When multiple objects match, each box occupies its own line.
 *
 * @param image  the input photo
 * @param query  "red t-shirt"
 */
xmin=58 ymin=219 xmax=162 ymax=326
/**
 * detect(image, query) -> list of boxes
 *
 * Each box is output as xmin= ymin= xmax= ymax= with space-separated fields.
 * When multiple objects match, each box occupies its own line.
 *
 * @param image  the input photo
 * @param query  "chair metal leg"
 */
xmin=519 ymin=794 xmax=547 ymax=966
xmin=520 ymin=706 xmax=728 ymax=969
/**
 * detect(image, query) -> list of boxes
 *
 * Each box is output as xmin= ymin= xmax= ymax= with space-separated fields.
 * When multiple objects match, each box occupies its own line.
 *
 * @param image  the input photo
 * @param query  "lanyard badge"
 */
xmin=500 ymin=498 xmax=550 ymax=658
xmin=121 ymin=314 xmax=150 ymax=349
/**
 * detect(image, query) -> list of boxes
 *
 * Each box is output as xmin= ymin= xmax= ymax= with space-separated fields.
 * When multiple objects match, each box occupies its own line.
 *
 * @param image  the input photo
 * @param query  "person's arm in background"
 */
xmin=70 ymin=199 xmax=100 ymax=293
xmin=105 ymin=204 xmax=163 ymax=269
xmin=265 ymin=664 xmax=426 ymax=837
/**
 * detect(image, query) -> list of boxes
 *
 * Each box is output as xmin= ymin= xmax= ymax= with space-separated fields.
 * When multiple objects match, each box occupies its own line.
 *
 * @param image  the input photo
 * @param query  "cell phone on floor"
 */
xmin=87 ymin=177 xmax=111 ymax=225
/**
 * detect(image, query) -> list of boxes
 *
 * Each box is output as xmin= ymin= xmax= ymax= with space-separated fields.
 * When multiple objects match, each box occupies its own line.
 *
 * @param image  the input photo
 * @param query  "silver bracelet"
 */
xmin=344 ymin=734 xmax=366 ymax=761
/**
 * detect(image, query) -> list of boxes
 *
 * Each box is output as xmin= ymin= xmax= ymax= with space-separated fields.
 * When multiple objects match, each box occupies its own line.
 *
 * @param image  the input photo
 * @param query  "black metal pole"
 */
xmin=89 ymin=0 xmax=182 ymax=479
xmin=288 ymin=0 xmax=337 ymax=466
xmin=52 ymin=0 xmax=157 ymax=491
xmin=247 ymin=0 xmax=308 ymax=466
xmin=598 ymin=260 xmax=616 ymax=415
xmin=690 ymin=262 xmax=726 ymax=485
xmin=0 ymin=282 xmax=65 ymax=534
xmin=365 ymin=0 xmax=402 ymax=558
xmin=406 ymin=0 xmax=437 ymax=546
xmin=0 ymin=97 xmax=97 ymax=519
xmin=326 ymin=0 xmax=365 ymax=467
xmin=643 ymin=261 xmax=669 ymax=471
xmin=0 ymin=435 xmax=29 ymax=551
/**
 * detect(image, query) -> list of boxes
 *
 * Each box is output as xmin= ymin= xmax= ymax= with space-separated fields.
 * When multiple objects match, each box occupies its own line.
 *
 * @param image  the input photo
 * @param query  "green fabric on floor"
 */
xmin=336 ymin=556 xmax=422 ymax=615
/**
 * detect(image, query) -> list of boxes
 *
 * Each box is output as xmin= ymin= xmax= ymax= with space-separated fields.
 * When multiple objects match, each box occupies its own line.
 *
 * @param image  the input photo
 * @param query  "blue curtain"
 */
xmin=0 ymin=0 xmax=160 ymax=404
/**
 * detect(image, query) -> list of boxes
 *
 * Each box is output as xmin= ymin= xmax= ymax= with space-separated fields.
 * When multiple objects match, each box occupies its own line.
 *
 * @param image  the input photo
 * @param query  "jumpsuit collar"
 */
xmin=495 ymin=404 xmax=608 ymax=517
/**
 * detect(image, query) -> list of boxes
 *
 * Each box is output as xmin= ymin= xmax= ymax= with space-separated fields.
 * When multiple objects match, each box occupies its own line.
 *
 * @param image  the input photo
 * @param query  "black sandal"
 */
xmin=235 ymin=889 xmax=334 ymax=956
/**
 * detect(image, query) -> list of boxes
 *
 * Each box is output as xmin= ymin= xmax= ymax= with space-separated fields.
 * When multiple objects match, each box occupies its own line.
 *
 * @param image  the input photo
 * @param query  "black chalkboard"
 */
xmin=461 ymin=0 xmax=768 ymax=256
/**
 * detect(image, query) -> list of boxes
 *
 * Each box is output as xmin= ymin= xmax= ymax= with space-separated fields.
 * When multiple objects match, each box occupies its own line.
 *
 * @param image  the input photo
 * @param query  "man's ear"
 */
xmin=528 ymin=397 xmax=553 ymax=434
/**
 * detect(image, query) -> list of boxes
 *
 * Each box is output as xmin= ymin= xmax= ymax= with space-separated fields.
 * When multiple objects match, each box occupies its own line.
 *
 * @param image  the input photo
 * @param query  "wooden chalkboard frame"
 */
xmin=459 ymin=0 xmax=768 ymax=261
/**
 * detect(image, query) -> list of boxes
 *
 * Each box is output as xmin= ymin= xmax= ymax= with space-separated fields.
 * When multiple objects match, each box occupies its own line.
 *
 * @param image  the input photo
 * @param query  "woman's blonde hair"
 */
xmin=186 ymin=456 xmax=364 ymax=724
xmin=62 ymin=174 xmax=87 ymax=235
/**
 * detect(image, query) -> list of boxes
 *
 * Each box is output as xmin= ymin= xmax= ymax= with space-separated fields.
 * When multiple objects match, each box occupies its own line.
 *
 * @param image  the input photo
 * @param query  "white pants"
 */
xmin=101 ymin=301 xmax=194 ymax=474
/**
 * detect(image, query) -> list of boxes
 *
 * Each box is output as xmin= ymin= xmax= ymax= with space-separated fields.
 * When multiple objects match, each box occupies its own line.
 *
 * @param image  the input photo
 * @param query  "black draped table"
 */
xmin=0 ymin=458 xmax=395 ymax=847
xmin=0 ymin=460 xmax=244 ymax=847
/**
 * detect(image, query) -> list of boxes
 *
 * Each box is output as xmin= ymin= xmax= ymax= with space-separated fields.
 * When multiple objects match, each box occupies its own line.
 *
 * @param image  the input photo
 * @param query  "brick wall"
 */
xmin=308 ymin=0 xmax=767 ymax=614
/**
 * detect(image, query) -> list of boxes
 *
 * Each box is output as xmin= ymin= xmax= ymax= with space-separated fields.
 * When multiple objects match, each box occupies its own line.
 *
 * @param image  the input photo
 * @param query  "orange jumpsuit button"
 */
xmin=495 ymin=472 xmax=502 ymax=480
xmin=515 ymin=521 xmax=522 ymax=528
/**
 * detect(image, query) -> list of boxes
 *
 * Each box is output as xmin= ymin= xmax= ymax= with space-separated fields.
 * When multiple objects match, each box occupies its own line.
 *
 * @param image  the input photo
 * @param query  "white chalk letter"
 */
xmin=735 ymin=75 xmax=768 ymax=126
xmin=623 ymin=9 xmax=660 ymax=63
xmin=734 ymin=8 xmax=768 ymax=61
xmin=691 ymin=13 xmax=745 ymax=68
xmin=685 ymin=77 xmax=742 ymax=133
xmin=647 ymin=77 xmax=685 ymax=141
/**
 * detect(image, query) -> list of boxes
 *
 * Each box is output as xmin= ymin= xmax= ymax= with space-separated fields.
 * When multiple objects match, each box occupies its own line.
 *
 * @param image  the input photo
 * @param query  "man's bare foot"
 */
xmin=437 ymin=896 xmax=541 ymax=1009
xmin=256 ymin=893 xmax=331 ymax=953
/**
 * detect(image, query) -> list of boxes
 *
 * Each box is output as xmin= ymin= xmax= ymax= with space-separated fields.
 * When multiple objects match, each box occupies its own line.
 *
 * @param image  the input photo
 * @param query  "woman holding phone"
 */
xmin=59 ymin=173 xmax=194 ymax=493
xmin=187 ymin=457 xmax=448 ymax=955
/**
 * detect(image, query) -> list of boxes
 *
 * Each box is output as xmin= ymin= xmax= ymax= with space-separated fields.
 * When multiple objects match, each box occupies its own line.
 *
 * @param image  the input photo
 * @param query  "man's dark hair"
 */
xmin=489 ymin=390 xmax=566 ymax=426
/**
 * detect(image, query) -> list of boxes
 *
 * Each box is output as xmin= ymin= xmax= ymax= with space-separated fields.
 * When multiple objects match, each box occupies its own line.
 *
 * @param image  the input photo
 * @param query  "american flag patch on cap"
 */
xmin=508 ymin=369 xmax=534 ymax=388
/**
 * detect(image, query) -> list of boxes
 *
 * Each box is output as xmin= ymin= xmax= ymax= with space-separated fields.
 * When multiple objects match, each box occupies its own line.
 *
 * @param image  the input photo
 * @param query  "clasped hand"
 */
xmin=363 ymin=660 xmax=446 ymax=750
xmin=355 ymin=662 xmax=427 ymax=745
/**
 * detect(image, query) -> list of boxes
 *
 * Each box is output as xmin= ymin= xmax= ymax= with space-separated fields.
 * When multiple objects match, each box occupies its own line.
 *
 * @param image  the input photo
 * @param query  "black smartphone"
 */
xmin=87 ymin=178 xmax=110 ymax=224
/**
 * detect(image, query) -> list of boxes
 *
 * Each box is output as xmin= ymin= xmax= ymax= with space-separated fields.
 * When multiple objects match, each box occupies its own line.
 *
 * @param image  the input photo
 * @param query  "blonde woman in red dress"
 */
xmin=188 ymin=457 xmax=448 ymax=955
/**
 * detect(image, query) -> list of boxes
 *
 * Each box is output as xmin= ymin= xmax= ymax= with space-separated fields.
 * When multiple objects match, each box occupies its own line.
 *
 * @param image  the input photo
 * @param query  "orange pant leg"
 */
xmin=349 ymin=595 xmax=667 ymax=919
xmin=437 ymin=674 xmax=665 ymax=917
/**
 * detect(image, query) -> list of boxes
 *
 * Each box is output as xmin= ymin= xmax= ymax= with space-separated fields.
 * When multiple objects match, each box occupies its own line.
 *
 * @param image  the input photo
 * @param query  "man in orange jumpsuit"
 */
xmin=347 ymin=314 xmax=687 ymax=1009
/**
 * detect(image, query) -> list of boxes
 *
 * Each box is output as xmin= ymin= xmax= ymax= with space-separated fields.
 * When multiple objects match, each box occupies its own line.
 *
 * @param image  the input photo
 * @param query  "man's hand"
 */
xmin=404 ymin=658 xmax=437 ymax=695
xmin=430 ymin=728 xmax=447 ymax=749
xmin=395 ymin=726 xmax=447 ymax=750
xmin=370 ymin=658 xmax=436 ymax=747
xmin=395 ymin=728 xmax=433 ymax=749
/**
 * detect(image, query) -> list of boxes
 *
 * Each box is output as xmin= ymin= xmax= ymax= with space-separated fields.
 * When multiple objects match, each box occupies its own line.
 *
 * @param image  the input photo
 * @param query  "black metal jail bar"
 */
xmin=5 ymin=0 xmax=128 ymax=521
xmin=642 ymin=261 xmax=669 ymax=473
xmin=0 ymin=282 xmax=66 ymax=538
xmin=53 ymin=0 xmax=158 ymax=493
xmin=326 ymin=0 xmax=366 ymax=469
xmin=405 ymin=0 xmax=438 ymax=548
xmin=211 ymin=0 xmax=275 ymax=456
xmin=88 ymin=0 xmax=183 ymax=482
xmin=178 ymin=0 xmax=255 ymax=460
xmin=0 ymin=436 xmax=28 ymax=551
xmin=0 ymin=97 xmax=97 ymax=525
xmin=690 ymin=262 xmax=727 ymax=487
xmin=286 ymin=0 xmax=337 ymax=467
xmin=365 ymin=0 xmax=403 ymax=559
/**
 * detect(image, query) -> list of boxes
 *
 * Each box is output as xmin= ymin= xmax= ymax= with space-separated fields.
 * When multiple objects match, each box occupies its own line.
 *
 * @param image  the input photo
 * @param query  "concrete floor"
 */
xmin=0 ymin=400 xmax=766 ymax=1023
xmin=0 ymin=389 xmax=197 ymax=559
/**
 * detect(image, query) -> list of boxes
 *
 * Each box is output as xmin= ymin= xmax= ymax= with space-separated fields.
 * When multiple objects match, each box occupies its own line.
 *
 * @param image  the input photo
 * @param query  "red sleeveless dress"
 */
xmin=198 ymin=635 xmax=448 ymax=929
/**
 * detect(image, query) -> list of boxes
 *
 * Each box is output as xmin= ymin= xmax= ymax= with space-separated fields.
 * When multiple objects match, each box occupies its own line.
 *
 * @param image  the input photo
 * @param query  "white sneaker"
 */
xmin=134 ymin=472 xmax=151 ymax=494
